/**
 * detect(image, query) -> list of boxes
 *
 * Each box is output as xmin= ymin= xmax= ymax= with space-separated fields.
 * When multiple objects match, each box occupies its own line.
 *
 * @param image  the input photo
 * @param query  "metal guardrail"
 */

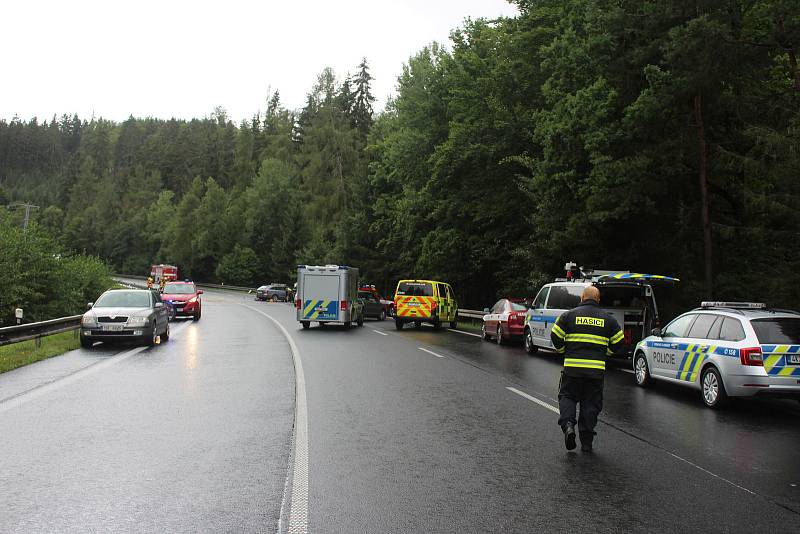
xmin=458 ymin=309 xmax=486 ymax=320
xmin=0 ymin=315 xmax=82 ymax=347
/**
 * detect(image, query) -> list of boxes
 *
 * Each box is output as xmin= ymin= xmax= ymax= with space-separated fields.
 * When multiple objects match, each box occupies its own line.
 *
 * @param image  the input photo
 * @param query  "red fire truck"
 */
xmin=150 ymin=264 xmax=180 ymax=283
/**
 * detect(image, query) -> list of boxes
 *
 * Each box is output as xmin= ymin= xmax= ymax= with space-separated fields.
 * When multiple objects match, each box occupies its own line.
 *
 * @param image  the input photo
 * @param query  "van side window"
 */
xmin=532 ymin=287 xmax=549 ymax=309
xmin=546 ymin=285 xmax=582 ymax=310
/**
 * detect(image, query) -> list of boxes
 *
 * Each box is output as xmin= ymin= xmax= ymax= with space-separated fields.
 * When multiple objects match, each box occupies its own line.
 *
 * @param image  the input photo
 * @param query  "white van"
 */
xmin=524 ymin=273 xmax=678 ymax=358
xmin=296 ymin=265 xmax=364 ymax=329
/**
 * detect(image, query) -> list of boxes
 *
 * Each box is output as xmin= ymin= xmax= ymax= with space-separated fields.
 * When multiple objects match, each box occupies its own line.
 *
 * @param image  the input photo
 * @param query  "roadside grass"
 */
xmin=0 ymin=331 xmax=80 ymax=374
xmin=454 ymin=318 xmax=483 ymax=332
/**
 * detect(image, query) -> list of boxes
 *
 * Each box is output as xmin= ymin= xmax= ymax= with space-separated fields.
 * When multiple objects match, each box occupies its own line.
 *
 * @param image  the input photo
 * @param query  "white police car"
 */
xmin=633 ymin=302 xmax=800 ymax=408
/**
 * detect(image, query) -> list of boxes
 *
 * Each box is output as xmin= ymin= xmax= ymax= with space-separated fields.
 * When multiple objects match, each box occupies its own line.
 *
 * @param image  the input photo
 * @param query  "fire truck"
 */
xmin=150 ymin=264 xmax=180 ymax=283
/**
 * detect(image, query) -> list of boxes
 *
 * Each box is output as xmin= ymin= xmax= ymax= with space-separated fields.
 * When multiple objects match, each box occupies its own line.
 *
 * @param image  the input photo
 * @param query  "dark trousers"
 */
xmin=557 ymin=373 xmax=604 ymax=438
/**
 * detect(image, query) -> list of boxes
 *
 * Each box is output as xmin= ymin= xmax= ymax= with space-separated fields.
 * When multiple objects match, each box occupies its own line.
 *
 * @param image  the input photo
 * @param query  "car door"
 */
xmin=153 ymin=292 xmax=167 ymax=332
xmin=652 ymin=313 xmax=697 ymax=378
xmin=527 ymin=287 xmax=551 ymax=347
xmin=484 ymin=300 xmax=502 ymax=332
xmin=678 ymin=313 xmax=721 ymax=382
xmin=539 ymin=284 xmax=583 ymax=349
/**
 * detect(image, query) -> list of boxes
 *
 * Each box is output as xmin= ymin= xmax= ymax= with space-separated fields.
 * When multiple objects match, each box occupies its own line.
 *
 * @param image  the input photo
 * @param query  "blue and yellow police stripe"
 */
xmin=762 ymin=345 xmax=800 ymax=377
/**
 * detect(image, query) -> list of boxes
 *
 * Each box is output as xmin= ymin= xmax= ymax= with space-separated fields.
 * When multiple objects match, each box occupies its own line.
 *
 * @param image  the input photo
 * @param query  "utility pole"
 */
xmin=7 ymin=202 xmax=39 ymax=232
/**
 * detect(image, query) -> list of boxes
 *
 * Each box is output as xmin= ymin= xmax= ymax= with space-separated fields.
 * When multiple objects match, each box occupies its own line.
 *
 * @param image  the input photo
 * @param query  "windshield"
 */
xmin=751 ymin=318 xmax=800 ymax=345
xmin=396 ymin=282 xmax=433 ymax=297
xmin=163 ymin=283 xmax=196 ymax=294
xmin=94 ymin=291 xmax=151 ymax=308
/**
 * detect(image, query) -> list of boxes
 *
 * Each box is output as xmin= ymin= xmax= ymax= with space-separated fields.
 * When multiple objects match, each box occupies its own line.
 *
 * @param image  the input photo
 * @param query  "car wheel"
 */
xmin=193 ymin=310 xmax=201 ymax=321
xmin=482 ymin=322 xmax=490 ymax=341
xmin=395 ymin=319 xmax=404 ymax=330
xmin=496 ymin=325 xmax=504 ymax=345
xmin=357 ymin=314 xmax=364 ymax=327
xmin=433 ymin=319 xmax=442 ymax=330
xmin=80 ymin=336 xmax=93 ymax=349
xmin=701 ymin=366 xmax=730 ymax=409
xmin=414 ymin=321 xmax=421 ymax=329
xmin=271 ymin=295 xmax=279 ymax=303
xmin=450 ymin=317 xmax=458 ymax=329
xmin=524 ymin=328 xmax=538 ymax=355
xmin=301 ymin=321 xmax=310 ymax=329
xmin=162 ymin=322 xmax=170 ymax=342
xmin=344 ymin=321 xmax=352 ymax=329
xmin=634 ymin=352 xmax=652 ymax=387
xmin=319 ymin=322 xmax=326 ymax=328
xmin=379 ymin=310 xmax=386 ymax=321
xmin=148 ymin=327 xmax=158 ymax=347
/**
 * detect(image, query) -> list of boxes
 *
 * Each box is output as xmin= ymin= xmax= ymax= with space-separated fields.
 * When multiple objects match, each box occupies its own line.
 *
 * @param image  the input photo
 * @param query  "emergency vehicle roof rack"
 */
xmin=700 ymin=301 xmax=766 ymax=309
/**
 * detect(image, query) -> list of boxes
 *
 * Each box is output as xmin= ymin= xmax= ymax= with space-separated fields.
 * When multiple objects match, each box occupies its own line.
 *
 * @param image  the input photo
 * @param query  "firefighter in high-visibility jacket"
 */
xmin=551 ymin=285 xmax=624 ymax=452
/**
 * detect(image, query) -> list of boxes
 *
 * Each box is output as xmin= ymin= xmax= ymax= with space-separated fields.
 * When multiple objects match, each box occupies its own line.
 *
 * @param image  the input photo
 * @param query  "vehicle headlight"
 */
xmin=188 ymin=296 xmax=197 ymax=303
xmin=127 ymin=315 xmax=150 ymax=326
xmin=81 ymin=314 xmax=97 ymax=326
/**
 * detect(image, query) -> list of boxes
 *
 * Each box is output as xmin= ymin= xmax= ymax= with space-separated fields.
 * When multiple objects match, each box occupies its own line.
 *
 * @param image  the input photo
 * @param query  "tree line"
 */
xmin=1 ymin=1 xmax=798 ymax=313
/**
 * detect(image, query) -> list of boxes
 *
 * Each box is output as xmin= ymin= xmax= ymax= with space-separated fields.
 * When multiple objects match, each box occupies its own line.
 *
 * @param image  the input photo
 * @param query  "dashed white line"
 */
xmin=244 ymin=305 xmax=308 ymax=534
xmin=506 ymin=386 xmax=560 ymax=414
xmin=371 ymin=329 xmax=388 ymax=336
xmin=449 ymin=328 xmax=482 ymax=338
xmin=419 ymin=347 xmax=445 ymax=358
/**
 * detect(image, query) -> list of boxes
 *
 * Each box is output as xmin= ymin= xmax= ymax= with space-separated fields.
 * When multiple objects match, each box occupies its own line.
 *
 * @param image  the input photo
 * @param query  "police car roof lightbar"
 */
xmin=700 ymin=301 xmax=766 ymax=309
xmin=598 ymin=273 xmax=681 ymax=282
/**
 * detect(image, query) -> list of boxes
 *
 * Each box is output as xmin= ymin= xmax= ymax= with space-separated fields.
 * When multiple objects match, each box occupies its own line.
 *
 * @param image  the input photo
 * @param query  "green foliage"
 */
xmin=0 ymin=211 xmax=112 ymax=325
xmin=216 ymin=244 xmax=259 ymax=285
xmin=1 ymin=7 xmax=798 ymax=312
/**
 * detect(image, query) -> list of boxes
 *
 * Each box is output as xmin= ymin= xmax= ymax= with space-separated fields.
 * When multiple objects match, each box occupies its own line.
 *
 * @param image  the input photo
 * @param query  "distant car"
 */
xmin=634 ymin=302 xmax=800 ymax=408
xmin=80 ymin=289 xmax=170 ymax=348
xmin=256 ymin=284 xmax=291 ymax=302
xmin=482 ymin=299 xmax=528 ymax=345
xmin=161 ymin=281 xmax=203 ymax=321
xmin=358 ymin=290 xmax=388 ymax=321
xmin=359 ymin=285 xmax=393 ymax=318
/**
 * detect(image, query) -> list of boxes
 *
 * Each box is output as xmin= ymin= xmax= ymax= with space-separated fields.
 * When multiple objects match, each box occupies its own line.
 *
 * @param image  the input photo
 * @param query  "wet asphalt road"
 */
xmin=2 ymin=287 xmax=799 ymax=533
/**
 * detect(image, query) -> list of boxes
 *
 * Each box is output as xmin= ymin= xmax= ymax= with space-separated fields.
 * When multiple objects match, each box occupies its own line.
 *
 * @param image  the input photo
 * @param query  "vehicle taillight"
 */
xmin=431 ymin=301 xmax=438 ymax=310
xmin=341 ymin=300 xmax=348 ymax=311
xmin=295 ymin=299 xmax=301 ymax=310
xmin=740 ymin=347 xmax=763 ymax=366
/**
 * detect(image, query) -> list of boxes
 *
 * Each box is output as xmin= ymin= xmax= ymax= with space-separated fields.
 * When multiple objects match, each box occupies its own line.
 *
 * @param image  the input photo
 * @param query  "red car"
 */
xmin=482 ymin=299 xmax=528 ymax=345
xmin=161 ymin=281 xmax=203 ymax=321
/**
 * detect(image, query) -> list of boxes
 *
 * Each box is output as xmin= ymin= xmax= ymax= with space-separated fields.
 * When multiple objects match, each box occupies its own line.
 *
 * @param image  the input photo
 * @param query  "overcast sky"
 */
xmin=1 ymin=0 xmax=518 ymax=123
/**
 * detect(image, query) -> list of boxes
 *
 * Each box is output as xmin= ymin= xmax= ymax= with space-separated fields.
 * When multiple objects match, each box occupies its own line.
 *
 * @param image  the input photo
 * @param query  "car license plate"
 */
xmin=176 ymin=306 xmax=184 ymax=311
xmin=787 ymin=354 xmax=800 ymax=365
xmin=103 ymin=324 xmax=124 ymax=331
xmin=407 ymin=302 xmax=420 ymax=307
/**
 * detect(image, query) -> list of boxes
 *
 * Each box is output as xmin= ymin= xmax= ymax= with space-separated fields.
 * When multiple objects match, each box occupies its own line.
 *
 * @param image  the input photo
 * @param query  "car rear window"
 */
xmin=397 ymin=282 xmax=433 ymax=297
xmin=510 ymin=302 xmax=527 ymax=311
xmin=751 ymin=318 xmax=800 ymax=345
xmin=358 ymin=291 xmax=374 ymax=299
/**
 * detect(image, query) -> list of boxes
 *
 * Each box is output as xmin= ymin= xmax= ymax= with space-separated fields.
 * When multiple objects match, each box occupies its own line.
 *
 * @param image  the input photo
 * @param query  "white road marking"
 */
xmin=0 ymin=321 xmax=191 ymax=414
xmin=371 ymin=329 xmax=388 ymax=336
xmin=244 ymin=305 xmax=309 ymax=534
xmin=419 ymin=347 xmax=444 ymax=358
xmin=449 ymin=328 xmax=481 ymax=338
xmin=507 ymin=386 xmax=560 ymax=414
xmin=618 ymin=368 xmax=635 ymax=375
xmin=507 ymin=385 xmax=756 ymax=496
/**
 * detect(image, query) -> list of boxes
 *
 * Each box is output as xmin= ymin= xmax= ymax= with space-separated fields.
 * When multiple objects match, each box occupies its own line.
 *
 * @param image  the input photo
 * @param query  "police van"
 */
xmin=296 ymin=265 xmax=364 ymax=329
xmin=634 ymin=302 xmax=800 ymax=408
xmin=524 ymin=265 xmax=678 ymax=358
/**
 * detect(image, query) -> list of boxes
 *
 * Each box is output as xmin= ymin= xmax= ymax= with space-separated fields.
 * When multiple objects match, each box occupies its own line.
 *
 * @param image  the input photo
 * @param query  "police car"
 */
xmin=633 ymin=302 xmax=800 ymax=408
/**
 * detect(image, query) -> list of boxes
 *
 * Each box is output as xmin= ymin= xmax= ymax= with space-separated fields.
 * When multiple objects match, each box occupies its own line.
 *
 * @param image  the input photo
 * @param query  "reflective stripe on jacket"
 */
xmin=551 ymin=299 xmax=624 ymax=378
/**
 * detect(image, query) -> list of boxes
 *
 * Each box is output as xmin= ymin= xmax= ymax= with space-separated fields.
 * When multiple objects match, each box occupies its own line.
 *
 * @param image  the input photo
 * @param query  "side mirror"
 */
xmin=86 ymin=302 xmax=94 ymax=310
xmin=198 ymin=290 xmax=204 ymax=295
xmin=483 ymin=307 xmax=490 ymax=313
xmin=651 ymin=327 xmax=662 ymax=337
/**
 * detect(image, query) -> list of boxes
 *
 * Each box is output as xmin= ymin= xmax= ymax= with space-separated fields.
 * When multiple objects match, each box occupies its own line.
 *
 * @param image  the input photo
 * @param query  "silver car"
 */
xmin=633 ymin=302 xmax=800 ymax=408
xmin=80 ymin=289 xmax=171 ymax=348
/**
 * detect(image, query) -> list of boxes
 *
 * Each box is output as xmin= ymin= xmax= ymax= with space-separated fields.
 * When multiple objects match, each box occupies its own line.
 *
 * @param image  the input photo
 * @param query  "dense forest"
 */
xmin=1 ymin=0 xmax=799 ymax=311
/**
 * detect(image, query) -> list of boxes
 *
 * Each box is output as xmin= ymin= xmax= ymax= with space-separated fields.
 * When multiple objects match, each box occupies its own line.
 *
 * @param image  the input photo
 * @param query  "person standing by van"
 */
xmin=551 ymin=286 xmax=624 ymax=452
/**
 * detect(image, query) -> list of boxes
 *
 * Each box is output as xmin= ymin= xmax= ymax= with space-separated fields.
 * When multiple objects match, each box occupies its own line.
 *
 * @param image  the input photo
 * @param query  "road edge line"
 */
xmin=243 ymin=305 xmax=308 ymax=534
xmin=418 ymin=347 xmax=445 ymax=358
xmin=449 ymin=328 xmax=482 ymax=338
xmin=506 ymin=386 xmax=560 ymax=414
